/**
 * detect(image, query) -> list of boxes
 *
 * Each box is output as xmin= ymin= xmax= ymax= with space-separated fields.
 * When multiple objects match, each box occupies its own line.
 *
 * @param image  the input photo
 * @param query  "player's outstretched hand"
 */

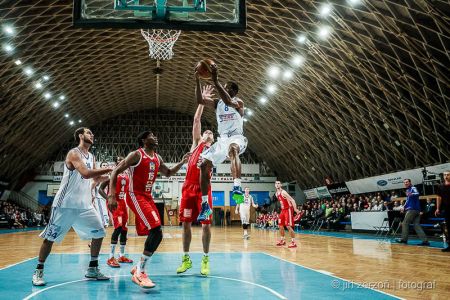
xmin=202 ymin=85 xmax=215 ymax=101
xmin=107 ymin=194 xmax=118 ymax=211
xmin=210 ymin=63 xmax=218 ymax=82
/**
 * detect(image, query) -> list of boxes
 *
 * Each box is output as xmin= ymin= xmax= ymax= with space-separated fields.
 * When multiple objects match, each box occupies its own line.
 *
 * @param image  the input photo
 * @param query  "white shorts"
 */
xmin=39 ymin=207 xmax=106 ymax=242
xmin=201 ymin=135 xmax=248 ymax=166
xmin=240 ymin=211 xmax=250 ymax=224
xmin=94 ymin=197 xmax=109 ymax=227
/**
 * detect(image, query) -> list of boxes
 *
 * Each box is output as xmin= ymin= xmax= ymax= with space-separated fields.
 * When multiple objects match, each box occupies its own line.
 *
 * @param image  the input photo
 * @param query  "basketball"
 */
xmin=195 ymin=59 xmax=215 ymax=80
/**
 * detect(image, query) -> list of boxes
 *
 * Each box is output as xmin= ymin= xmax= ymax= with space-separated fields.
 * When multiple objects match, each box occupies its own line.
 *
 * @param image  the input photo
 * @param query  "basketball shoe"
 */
xmin=107 ymin=257 xmax=120 ymax=268
xmin=130 ymin=266 xmax=156 ymax=288
xmin=276 ymin=239 xmax=286 ymax=246
xmin=232 ymin=186 xmax=244 ymax=203
xmin=200 ymin=255 xmax=210 ymax=276
xmin=118 ymin=256 xmax=133 ymax=263
xmin=85 ymin=267 xmax=109 ymax=280
xmin=176 ymin=254 xmax=192 ymax=274
xmin=197 ymin=202 xmax=212 ymax=222
xmin=32 ymin=269 xmax=46 ymax=286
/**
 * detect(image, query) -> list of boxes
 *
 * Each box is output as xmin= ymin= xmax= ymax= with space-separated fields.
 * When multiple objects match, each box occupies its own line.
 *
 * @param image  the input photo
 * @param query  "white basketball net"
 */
xmin=141 ymin=29 xmax=181 ymax=60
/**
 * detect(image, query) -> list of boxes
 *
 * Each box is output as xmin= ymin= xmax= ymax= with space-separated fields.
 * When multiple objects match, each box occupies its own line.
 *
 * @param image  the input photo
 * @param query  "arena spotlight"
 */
xmin=243 ymin=118 xmax=248 ymax=122
xmin=347 ymin=0 xmax=362 ymax=6
xmin=69 ymin=121 xmax=74 ymax=126
xmin=34 ymin=82 xmax=43 ymax=89
xmin=356 ymin=155 xmax=361 ymax=160
xmin=59 ymin=95 xmax=65 ymax=100
xmin=64 ymin=113 xmax=69 ymax=118
xmin=78 ymin=119 xmax=82 ymax=123
xmin=267 ymin=84 xmax=277 ymax=94
xmin=318 ymin=25 xmax=332 ymax=40
xmin=283 ymin=70 xmax=294 ymax=80
xmin=291 ymin=54 xmax=305 ymax=67
xmin=260 ymin=96 xmax=268 ymax=104
xmin=24 ymin=67 xmax=34 ymax=76
xmin=2 ymin=43 xmax=13 ymax=53
xmin=394 ymin=140 xmax=401 ymax=146
xmin=14 ymin=59 xmax=22 ymax=65
xmin=319 ymin=3 xmax=333 ymax=17
xmin=2 ymin=24 xmax=15 ymax=36
xmin=268 ymin=66 xmax=281 ymax=79
xmin=42 ymin=75 xmax=50 ymax=81
xmin=247 ymin=109 xmax=253 ymax=116
xmin=52 ymin=102 xmax=60 ymax=108
xmin=44 ymin=92 xmax=52 ymax=99
xmin=297 ymin=34 xmax=307 ymax=44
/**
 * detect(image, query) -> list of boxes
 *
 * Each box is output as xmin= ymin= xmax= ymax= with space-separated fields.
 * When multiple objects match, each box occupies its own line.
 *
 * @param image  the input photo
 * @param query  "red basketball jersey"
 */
xmin=129 ymin=148 xmax=160 ymax=196
xmin=276 ymin=191 xmax=292 ymax=210
xmin=185 ymin=141 xmax=210 ymax=183
xmin=116 ymin=172 xmax=129 ymax=201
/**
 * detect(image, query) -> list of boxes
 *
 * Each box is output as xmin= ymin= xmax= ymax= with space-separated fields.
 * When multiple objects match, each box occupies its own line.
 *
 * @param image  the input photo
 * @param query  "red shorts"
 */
xmin=111 ymin=199 xmax=128 ymax=231
xmin=179 ymin=181 xmax=212 ymax=224
xmin=279 ymin=208 xmax=294 ymax=227
xmin=126 ymin=192 xmax=161 ymax=236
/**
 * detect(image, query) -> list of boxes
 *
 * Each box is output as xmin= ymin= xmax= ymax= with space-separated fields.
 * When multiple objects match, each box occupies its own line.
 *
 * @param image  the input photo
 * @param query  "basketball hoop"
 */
xmin=141 ymin=29 xmax=181 ymax=60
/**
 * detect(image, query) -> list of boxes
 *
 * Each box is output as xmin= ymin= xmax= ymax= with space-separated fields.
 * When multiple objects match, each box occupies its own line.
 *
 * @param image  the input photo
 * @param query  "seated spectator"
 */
xmin=392 ymin=201 xmax=403 ymax=211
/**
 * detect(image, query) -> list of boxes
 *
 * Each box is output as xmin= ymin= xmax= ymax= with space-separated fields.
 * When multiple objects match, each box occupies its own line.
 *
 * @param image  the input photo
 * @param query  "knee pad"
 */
xmin=144 ymin=226 xmax=163 ymax=253
xmin=120 ymin=230 xmax=128 ymax=245
xmin=111 ymin=227 xmax=122 ymax=243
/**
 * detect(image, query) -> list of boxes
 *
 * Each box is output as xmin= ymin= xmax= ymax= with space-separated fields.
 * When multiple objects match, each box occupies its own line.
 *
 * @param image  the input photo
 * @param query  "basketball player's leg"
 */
xmin=72 ymin=208 xmax=109 ymax=280
xmin=198 ymin=160 xmax=213 ymax=221
xmin=128 ymin=195 xmax=161 ymax=288
xmin=117 ymin=207 xmax=132 ymax=263
xmin=199 ymin=189 xmax=212 ymax=275
xmin=33 ymin=208 xmax=77 ymax=286
xmin=277 ymin=211 xmax=287 ymax=246
xmin=176 ymin=188 xmax=194 ymax=273
xmin=286 ymin=209 xmax=297 ymax=248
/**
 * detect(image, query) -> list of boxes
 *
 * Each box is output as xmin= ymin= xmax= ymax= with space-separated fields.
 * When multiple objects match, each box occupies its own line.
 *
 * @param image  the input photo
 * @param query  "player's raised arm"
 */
xmin=192 ymin=104 xmax=205 ymax=151
xmin=158 ymin=153 xmax=191 ymax=177
xmin=68 ymin=150 xmax=112 ymax=179
xmin=210 ymin=64 xmax=240 ymax=110
xmin=195 ymin=73 xmax=216 ymax=108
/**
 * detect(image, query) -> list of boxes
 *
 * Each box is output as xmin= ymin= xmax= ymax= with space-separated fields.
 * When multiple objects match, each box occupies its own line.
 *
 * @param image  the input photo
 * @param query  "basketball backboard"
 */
xmin=73 ymin=0 xmax=246 ymax=32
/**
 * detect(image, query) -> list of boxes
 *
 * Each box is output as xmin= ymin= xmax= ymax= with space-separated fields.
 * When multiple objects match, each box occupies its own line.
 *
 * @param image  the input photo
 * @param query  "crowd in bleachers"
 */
xmin=256 ymin=190 xmax=439 ymax=233
xmin=0 ymin=201 xmax=47 ymax=229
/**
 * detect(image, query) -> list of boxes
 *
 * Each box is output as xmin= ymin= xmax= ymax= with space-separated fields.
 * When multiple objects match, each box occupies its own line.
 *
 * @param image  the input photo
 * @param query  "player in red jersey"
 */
xmin=275 ymin=181 xmax=300 ymax=248
xmin=176 ymin=83 xmax=215 ymax=276
xmin=108 ymin=132 xmax=189 ymax=289
xmin=99 ymin=156 xmax=133 ymax=268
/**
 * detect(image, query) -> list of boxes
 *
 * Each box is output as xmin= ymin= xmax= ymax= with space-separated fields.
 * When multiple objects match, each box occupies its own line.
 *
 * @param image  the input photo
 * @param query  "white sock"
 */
xmin=184 ymin=252 xmax=189 ymax=257
xmin=291 ymin=238 xmax=295 ymax=242
xmin=120 ymin=245 xmax=126 ymax=257
xmin=110 ymin=244 xmax=116 ymax=259
xmin=281 ymin=236 xmax=285 ymax=240
xmin=244 ymin=229 xmax=248 ymax=235
xmin=204 ymin=253 xmax=208 ymax=257
xmin=234 ymin=178 xmax=242 ymax=187
xmin=201 ymin=195 xmax=208 ymax=204
xmin=137 ymin=254 xmax=152 ymax=274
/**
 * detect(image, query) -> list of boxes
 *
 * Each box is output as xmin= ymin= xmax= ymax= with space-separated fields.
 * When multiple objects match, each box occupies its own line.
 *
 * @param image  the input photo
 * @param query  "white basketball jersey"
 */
xmin=240 ymin=195 xmax=252 ymax=213
xmin=52 ymin=148 xmax=94 ymax=209
xmin=216 ymin=99 xmax=244 ymax=137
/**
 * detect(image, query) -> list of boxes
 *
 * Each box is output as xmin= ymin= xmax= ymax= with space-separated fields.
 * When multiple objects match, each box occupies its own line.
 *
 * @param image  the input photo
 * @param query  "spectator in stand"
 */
xmin=435 ymin=170 xmax=450 ymax=252
xmin=393 ymin=201 xmax=403 ymax=211
xmin=395 ymin=179 xmax=429 ymax=246
xmin=365 ymin=203 xmax=373 ymax=211
xmin=382 ymin=201 xmax=391 ymax=211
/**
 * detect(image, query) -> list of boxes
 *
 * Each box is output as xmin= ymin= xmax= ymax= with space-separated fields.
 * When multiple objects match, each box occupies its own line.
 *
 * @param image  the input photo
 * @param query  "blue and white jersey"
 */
xmin=52 ymin=148 xmax=94 ymax=209
xmin=216 ymin=99 xmax=244 ymax=137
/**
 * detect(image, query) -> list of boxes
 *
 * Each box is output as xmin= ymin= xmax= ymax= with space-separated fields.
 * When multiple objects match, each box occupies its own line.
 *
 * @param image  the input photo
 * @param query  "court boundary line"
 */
xmin=0 ymin=256 xmax=37 ymax=270
xmin=23 ymin=273 xmax=287 ymax=300
xmin=261 ymin=252 xmax=404 ymax=300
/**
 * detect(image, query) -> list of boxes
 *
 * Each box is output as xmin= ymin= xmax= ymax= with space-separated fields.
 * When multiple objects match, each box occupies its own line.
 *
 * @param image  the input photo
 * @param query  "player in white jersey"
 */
xmin=235 ymin=187 xmax=258 ymax=239
xmin=196 ymin=64 xmax=247 ymax=221
xmin=32 ymin=127 xmax=113 ymax=286
xmin=92 ymin=161 xmax=111 ymax=227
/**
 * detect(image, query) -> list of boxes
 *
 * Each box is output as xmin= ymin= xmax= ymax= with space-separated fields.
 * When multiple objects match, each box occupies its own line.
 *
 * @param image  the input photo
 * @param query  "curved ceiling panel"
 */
xmin=0 ymin=0 xmax=448 ymax=188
